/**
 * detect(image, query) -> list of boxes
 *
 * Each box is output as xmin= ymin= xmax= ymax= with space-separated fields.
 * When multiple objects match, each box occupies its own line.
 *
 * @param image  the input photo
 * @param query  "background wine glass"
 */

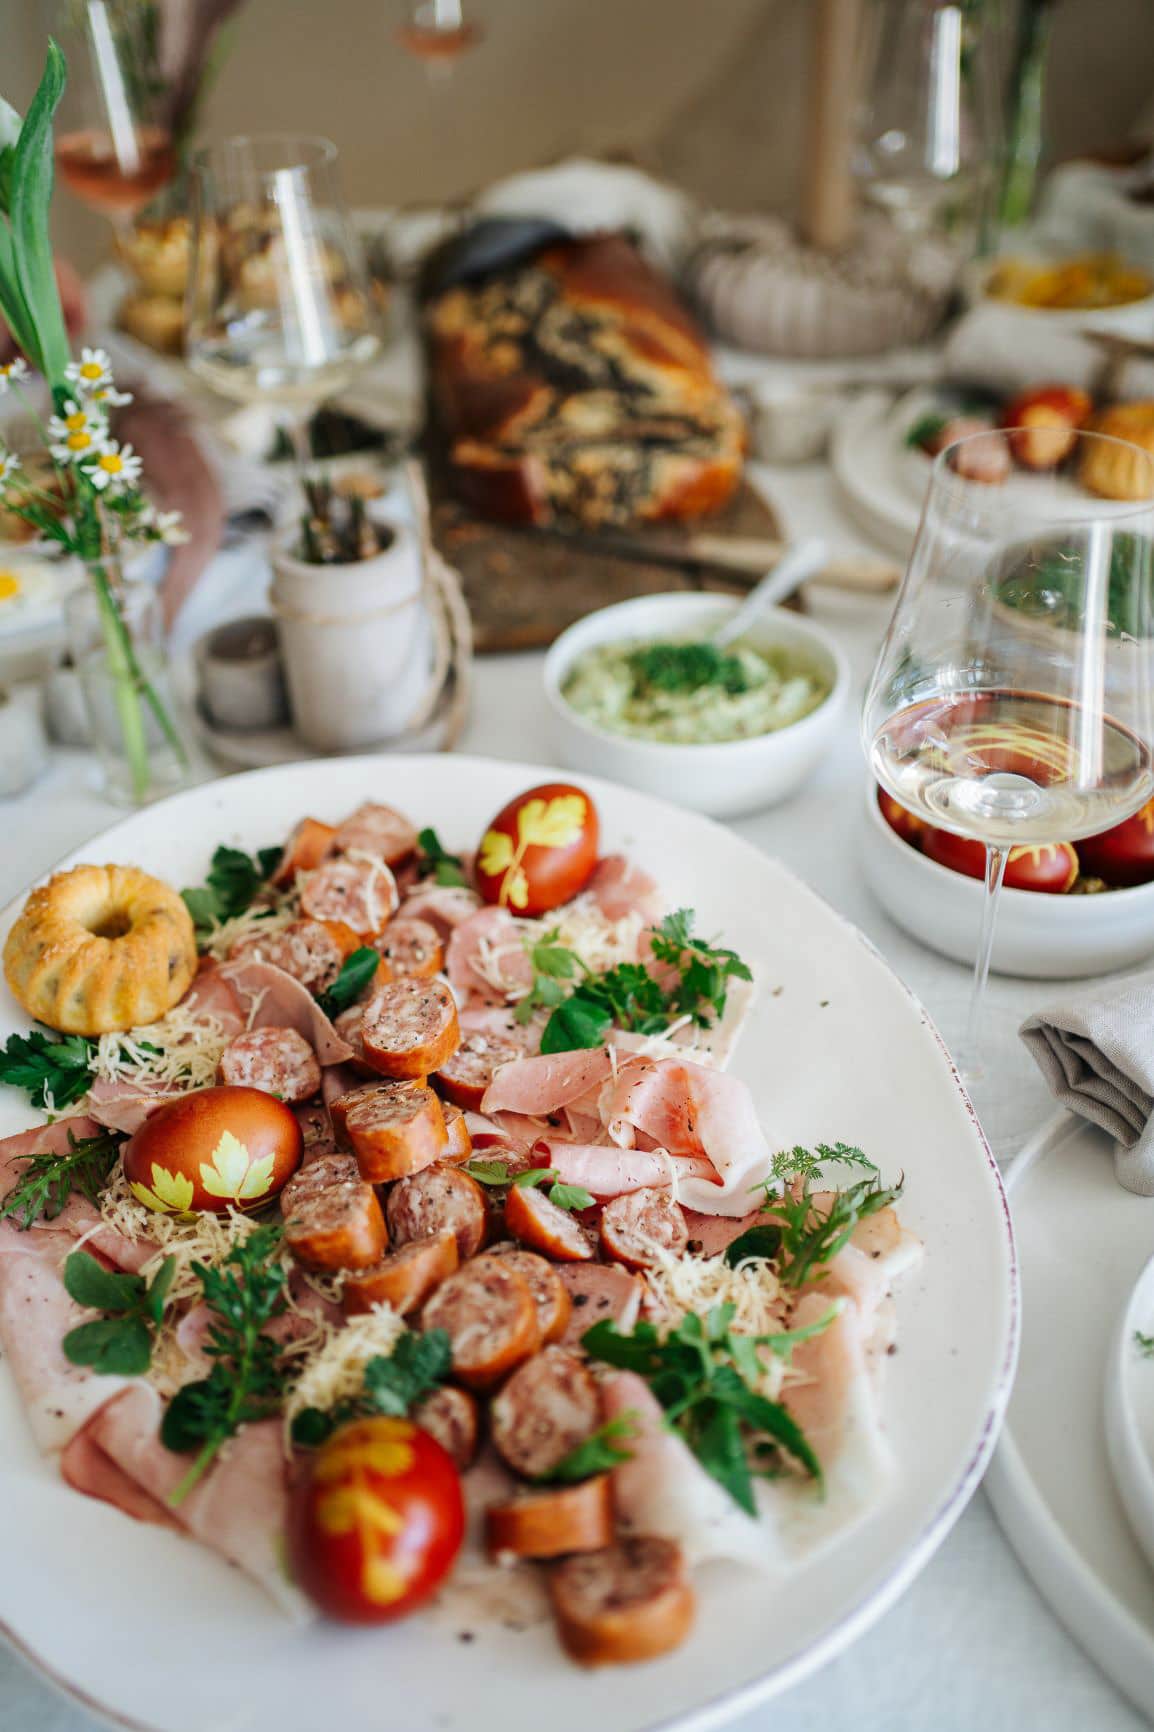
xmin=863 ymin=429 xmax=1154 ymax=1078
xmin=184 ymin=134 xmax=381 ymax=478
xmin=52 ymin=0 xmax=176 ymax=231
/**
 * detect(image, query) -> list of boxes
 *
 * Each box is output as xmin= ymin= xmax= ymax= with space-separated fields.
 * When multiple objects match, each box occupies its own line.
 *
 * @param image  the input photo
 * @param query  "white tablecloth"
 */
xmin=0 ymin=460 xmax=1146 ymax=1732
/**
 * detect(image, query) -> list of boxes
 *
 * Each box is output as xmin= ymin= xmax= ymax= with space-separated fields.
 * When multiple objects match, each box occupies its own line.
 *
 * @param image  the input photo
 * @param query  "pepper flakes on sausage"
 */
xmin=361 ymin=977 xmax=461 ymax=1080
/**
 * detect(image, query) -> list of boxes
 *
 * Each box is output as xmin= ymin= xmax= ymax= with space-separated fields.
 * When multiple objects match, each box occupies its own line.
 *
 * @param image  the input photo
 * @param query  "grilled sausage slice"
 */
xmin=490 ymin=1345 xmax=601 ymax=1479
xmin=270 ymin=817 xmax=336 ymax=887
xmin=433 ymin=1027 xmax=522 ymax=1112
xmin=421 ymin=1256 xmax=541 ymax=1388
xmin=300 ymin=856 xmax=398 ymax=938
xmin=280 ymin=1152 xmax=387 ymax=1271
xmin=599 ymin=1188 xmax=688 ymax=1270
xmin=442 ymin=1101 xmax=473 ymax=1163
xmin=386 ymin=1162 xmax=487 ymax=1260
xmin=361 ymin=977 xmax=460 ymax=1079
xmin=229 ymin=916 xmax=344 ymax=993
xmin=488 ymin=1247 xmax=571 ymax=1343
xmin=333 ymin=1080 xmax=448 ymax=1182
xmin=217 ymin=1026 xmax=321 ymax=1104
xmin=412 ymin=1384 xmax=480 ymax=1471
xmin=332 ymin=802 xmax=419 ymax=867
xmin=374 ymin=916 xmax=444 ymax=982
xmin=486 ymin=1475 xmax=614 ymax=1561
xmin=337 ymin=1233 xmax=457 ymax=1309
xmin=505 ymin=1181 xmax=595 ymax=1263
xmin=547 ymin=1537 xmax=695 ymax=1666
xmin=341 ymin=1231 xmax=459 ymax=1317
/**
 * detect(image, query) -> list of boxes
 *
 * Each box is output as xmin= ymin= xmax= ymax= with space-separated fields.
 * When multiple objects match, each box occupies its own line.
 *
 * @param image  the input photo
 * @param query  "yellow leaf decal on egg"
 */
xmin=503 ymin=865 xmax=529 ymax=909
xmin=516 ymin=794 xmax=586 ymax=850
xmin=199 ymin=1129 xmax=275 ymax=1202
xmin=130 ymin=1163 xmax=195 ymax=1215
xmin=478 ymin=828 xmax=514 ymax=877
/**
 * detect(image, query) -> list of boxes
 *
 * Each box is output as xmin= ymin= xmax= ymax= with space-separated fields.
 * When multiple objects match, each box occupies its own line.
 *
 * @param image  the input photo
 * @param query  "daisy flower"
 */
xmin=0 ymin=358 xmax=28 ymax=392
xmin=0 ymin=450 xmax=21 ymax=484
xmin=64 ymin=347 xmax=114 ymax=393
xmin=92 ymin=383 xmax=134 ymax=408
xmin=48 ymin=399 xmax=105 ymax=464
xmin=140 ymin=504 xmax=188 ymax=545
xmin=86 ymin=440 xmax=143 ymax=494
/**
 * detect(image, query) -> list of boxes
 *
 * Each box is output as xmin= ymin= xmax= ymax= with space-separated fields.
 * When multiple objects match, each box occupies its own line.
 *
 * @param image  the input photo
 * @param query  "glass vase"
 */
xmin=65 ymin=557 xmax=196 ymax=806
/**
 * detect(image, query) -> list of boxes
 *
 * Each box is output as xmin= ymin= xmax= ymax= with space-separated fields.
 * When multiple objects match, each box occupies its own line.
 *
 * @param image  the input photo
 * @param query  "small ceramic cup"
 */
xmin=195 ymin=615 xmax=289 ymax=732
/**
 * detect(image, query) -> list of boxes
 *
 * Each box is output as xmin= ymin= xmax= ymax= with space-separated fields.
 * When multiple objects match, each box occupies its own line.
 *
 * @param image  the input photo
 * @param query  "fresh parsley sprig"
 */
xmin=181 ymin=843 xmax=282 ymax=937
xmin=1134 ymin=1330 xmax=1154 ymax=1359
xmin=417 ymin=827 xmax=467 ymax=887
xmin=0 ymin=1028 xmax=97 ymax=1111
xmin=647 ymin=909 xmax=753 ymax=1028
xmin=0 ymin=1127 xmax=121 ymax=1230
xmin=514 ymin=929 xmax=578 ymax=1025
xmin=316 ymin=946 xmax=380 ymax=1018
xmin=291 ymin=1328 xmax=453 ymax=1447
xmin=583 ymin=1302 xmax=826 ymax=1514
xmin=628 ymin=642 xmax=750 ymax=697
xmin=753 ymin=1144 xmax=902 ymax=1290
xmin=160 ymin=1225 xmax=290 ymax=1504
xmin=461 ymin=1158 xmax=593 ymax=1212
xmin=539 ymin=1413 xmax=639 ymax=1483
xmin=62 ymin=1250 xmax=176 ymax=1376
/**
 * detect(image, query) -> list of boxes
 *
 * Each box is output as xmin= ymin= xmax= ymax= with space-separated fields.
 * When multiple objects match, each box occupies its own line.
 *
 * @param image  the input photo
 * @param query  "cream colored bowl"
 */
xmin=861 ymin=789 xmax=1154 ymax=979
xmin=542 ymin=592 xmax=848 ymax=819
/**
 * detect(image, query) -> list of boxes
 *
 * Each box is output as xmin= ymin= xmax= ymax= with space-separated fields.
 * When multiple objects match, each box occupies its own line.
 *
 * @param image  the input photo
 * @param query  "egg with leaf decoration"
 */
xmin=475 ymin=783 xmax=599 ymax=915
xmin=123 ymin=1085 xmax=302 ymax=1215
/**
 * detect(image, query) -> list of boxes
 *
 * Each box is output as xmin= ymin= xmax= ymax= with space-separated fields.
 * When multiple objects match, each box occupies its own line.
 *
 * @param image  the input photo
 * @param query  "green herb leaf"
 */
xmin=9 ymin=42 xmax=69 ymax=384
xmin=627 ymin=641 xmax=751 ymax=697
xmin=511 ymin=1168 xmax=595 ymax=1212
xmin=61 ymin=1251 xmax=175 ymax=1377
xmin=63 ymin=1249 xmax=142 ymax=1313
xmin=463 ymin=1157 xmax=514 ymax=1187
xmin=0 ymin=1128 xmax=120 ymax=1231
xmin=723 ymin=1224 xmax=783 ymax=1267
xmin=417 ymin=827 xmax=467 ymax=887
xmin=181 ymin=844 xmax=278 ymax=937
xmin=0 ymin=1028 xmax=96 ymax=1111
xmin=62 ymin=1316 xmax=154 ymax=1377
xmin=515 ymin=931 xmax=580 ymax=1025
xmin=291 ymin=1328 xmax=453 ymax=1446
xmin=1134 ymin=1330 xmax=1154 ymax=1359
xmin=752 ymin=1144 xmax=899 ymax=1291
xmin=905 ymin=413 xmax=948 ymax=452
xmin=539 ymin=1412 xmax=638 ymax=1483
xmin=316 ymin=946 xmax=380 ymax=1018
xmin=539 ymin=995 xmax=613 ymax=1053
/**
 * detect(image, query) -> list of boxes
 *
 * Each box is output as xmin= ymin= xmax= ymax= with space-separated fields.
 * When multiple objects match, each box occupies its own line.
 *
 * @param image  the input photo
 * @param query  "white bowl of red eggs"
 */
xmin=862 ymin=782 xmax=1154 ymax=979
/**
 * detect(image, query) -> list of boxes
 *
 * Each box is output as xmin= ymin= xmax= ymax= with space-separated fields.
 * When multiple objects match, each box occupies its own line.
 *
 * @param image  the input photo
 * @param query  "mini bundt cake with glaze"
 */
xmin=3 ymin=863 xmax=198 ymax=1035
xmin=1080 ymin=404 xmax=1154 ymax=501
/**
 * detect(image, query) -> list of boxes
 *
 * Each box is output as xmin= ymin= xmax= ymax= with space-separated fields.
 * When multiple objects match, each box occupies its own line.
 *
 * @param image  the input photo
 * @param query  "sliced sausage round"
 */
xmin=333 ymin=802 xmax=418 ymax=867
xmin=556 ymin=1264 xmax=643 ymax=1350
xmin=486 ymin=1475 xmax=613 ymax=1562
xmin=433 ymin=1027 xmax=522 ymax=1112
xmin=442 ymin=1101 xmax=472 ymax=1164
xmin=386 ymin=1162 xmax=487 ymax=1260
xmin=412 ymin=1385 xmax=479 ymax=1471
xmin=421 ymin=1256 xmax=541 ymax=1388
xmin=333 ymin=1080 xmax=447 ymax=1183
xmin=599 ymin=1188 xmax=688 ymax=1270
xmin=341 ymin=1231 xmax=459 ymax=1317
xmin=490 ymin=1344 xmax=602 ymax=1480
xmin=375 ymin=916 xmax=444 ymax=982
xmin=505 ymin=1181 xmax=594 ymax=1263
xmin=547 ymin=1537 xmax=696 ymax=1667
xmin=487 ymin=1247 xmax=571 ymax=1344
xmin=299 ymin=856 xmax=397 ymax=938
xmin=361 ymin=977 xmax=460 ymax=1080
xmin=229 ymin=916 xmax=343 ymax=993
xmin=217 ymin=1026 xmax=321 ymax=1104
xmin=280 ymin=1153 xmax=387 ymax=1271
xmin=270 ymin=817 xmax=336 ymax=888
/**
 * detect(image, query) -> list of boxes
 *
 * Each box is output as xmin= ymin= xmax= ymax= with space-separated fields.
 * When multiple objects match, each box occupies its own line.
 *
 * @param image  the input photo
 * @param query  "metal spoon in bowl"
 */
xmin=710 ymin=539 xmax=830 ymax=649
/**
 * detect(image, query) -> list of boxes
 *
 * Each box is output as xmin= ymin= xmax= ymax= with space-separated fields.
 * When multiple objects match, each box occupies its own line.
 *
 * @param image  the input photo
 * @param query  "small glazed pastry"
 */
xmin=1081 ymin=404 xmax=1154 ymax=500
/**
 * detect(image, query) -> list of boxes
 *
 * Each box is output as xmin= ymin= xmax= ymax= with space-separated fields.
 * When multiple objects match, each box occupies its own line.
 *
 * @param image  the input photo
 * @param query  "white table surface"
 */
xmin=0 ymin=459 xmax=1146 ymax=1732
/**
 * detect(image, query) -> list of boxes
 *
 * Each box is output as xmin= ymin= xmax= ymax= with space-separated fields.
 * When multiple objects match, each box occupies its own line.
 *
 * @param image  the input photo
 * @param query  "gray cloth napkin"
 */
xmin=1021 ymin=973 xmax=1154 ymax=1195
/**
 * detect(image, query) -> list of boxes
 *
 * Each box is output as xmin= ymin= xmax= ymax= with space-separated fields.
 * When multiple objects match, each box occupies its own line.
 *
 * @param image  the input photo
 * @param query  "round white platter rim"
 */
xmin=985 ymin=1110 xmax=1154 ymax=1722
xmin=1104 ymin=1251 xmax=1154 ymax=1578
xmin=0 ymin=752 xmax=1019 ymax=1732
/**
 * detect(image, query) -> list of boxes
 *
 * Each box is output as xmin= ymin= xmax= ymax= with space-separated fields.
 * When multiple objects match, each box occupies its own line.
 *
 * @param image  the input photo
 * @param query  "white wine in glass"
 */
xmin=863 ymin=429 xmax=1154 ymax=1078
xmin=185 ymin=135 xmax=380 ymax=469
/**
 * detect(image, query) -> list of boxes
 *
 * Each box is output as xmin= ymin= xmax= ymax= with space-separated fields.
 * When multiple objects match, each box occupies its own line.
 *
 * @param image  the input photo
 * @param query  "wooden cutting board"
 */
xmin=428 ymin=480 xmax=789 ymax=654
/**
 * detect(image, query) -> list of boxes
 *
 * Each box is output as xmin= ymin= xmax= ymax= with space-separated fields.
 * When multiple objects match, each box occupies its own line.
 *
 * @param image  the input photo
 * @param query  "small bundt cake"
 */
xmin=3 ymin=864 xmax=198 ymax=1035
xmin=1080 ymin=404 xmax=1154 ymax=501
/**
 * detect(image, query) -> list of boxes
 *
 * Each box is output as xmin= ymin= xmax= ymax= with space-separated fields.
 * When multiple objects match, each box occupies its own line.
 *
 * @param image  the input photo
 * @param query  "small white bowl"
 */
xmin=966 ymin=253 xmax=1154 ymax=339
xmin=861 ymin=789 xmax=1154 ymax=979
xmin=542 ymin=591 xmax=848 ymax=820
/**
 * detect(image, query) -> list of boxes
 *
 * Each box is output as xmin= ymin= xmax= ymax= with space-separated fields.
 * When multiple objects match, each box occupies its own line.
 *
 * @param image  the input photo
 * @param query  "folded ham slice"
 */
xmin=481 ymin=1047 xmax=614 ymax=1117
xmin=61 ymin=1385 xmax=311 ymax=1618
xmin=587 ymin=855 xmax=664 ymax=925
xmin=397 ymin=883 xmax=481 ymax=940
xmin=446 ymin=907 xmax=534 ymax=1008
xmin=220 ymin=956 xmax=353 ymax=1066
xmin=534 ymin=1142 xmax=716 ymax=1197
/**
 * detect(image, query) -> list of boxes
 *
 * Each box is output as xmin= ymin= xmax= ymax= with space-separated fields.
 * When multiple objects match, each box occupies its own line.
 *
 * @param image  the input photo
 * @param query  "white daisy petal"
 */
xmin=0 ymin=358 xmax=29 ymax=393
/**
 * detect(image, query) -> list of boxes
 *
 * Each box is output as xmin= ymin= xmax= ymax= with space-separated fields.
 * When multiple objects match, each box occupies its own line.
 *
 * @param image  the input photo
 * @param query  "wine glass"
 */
xmin=863 ymin=429 xmax=1154 ymax=1078
xmin=184 ymin=134 xmax=381 ymax=476
xmin=52 ymin=0 xmax=176 ymax=232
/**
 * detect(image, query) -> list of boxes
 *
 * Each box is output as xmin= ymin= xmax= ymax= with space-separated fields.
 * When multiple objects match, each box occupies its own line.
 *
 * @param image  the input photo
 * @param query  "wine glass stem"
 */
xmin=283 ymin=413 xmax=313 ymax=492
xmin=961 ymin=842 xmax=1010 ymax=1082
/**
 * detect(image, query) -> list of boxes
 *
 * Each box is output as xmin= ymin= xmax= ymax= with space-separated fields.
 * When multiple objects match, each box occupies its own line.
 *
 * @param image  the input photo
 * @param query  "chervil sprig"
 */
xmin=0 ymin=1127 xmax=121 ymax=1229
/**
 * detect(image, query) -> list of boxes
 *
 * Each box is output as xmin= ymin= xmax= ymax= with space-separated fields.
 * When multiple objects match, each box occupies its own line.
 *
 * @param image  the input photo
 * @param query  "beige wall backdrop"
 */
xmin=9 ymin=0 xmax=1154 ymax=272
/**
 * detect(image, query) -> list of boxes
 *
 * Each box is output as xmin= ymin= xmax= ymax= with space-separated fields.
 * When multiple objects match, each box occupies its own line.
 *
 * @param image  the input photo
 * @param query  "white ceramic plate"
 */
xmin=0 ymin=755 xmax=1018 ymax=1732
xmin=830 ymin=393 xmax=923 ymax=561
xmin=1105 ymin=1252 xmax=1154 ymax=1574
xmin=986 ymin=1113 xmax=1154 ymax=1723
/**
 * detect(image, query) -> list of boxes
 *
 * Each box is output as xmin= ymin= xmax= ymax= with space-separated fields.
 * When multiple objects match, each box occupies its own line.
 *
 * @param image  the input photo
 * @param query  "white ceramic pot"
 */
xmin=542 ymin=591 xmax=848 ymax=819
xmin=860 ymin=788 xmax=1154 ymax=979
xmin=269 ymin=520 xmax=431 ymax=753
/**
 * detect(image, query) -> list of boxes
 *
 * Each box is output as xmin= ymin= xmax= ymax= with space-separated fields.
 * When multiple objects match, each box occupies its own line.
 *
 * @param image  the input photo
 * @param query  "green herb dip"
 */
xmin=561 ymin=636 xmax=830 ymax=745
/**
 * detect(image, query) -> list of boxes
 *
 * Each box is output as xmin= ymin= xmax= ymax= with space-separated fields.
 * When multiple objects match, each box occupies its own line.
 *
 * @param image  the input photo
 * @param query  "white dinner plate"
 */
xmin=1105 ymin=1252 xmax=1154 ymax=1576
xmin=0 ymin=755 xmax=1018 ymax=1732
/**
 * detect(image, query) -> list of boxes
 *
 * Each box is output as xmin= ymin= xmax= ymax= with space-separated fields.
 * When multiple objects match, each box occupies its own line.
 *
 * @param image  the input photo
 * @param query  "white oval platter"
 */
xmin=0 ymin=754 xmax=1017 ymax=1732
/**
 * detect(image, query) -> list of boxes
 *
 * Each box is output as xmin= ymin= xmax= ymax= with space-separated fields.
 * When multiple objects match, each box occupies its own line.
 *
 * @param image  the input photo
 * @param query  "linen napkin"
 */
xmin=1020 ymin=973 xmax=1154 ymax=1195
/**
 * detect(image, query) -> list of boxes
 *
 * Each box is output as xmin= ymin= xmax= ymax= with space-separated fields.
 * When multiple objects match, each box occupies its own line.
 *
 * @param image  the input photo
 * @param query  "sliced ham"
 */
xmin=397 ymin=883 xmax=482 ymax=940
xmin=61 ymin=1384 xmax=311 ymax=1617
xmin=181 ymin=959 xmax=247 ymax=1036
xmin=587 ymin=855 xmax=664 ymax=925
xmin=220 ymin=956 xmax=353 ymax=1067
xmin=781 ymin=1291 xmax=893 ymax=1531
xmin=557 ymin=1264 xmax=644 ymax=1348
xmin=0 ymin=1118 xmax=153 ymax=1270
xmin=534 ymin=1142 xmax=715 ymax=1198
xmin=601 ymin=1058 xmax=770 ymax=1217
xmin=446 ymin=906 xmax=534 ymax=1007
xmin=481 ymin=1047 xmax=614 ymax=1118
